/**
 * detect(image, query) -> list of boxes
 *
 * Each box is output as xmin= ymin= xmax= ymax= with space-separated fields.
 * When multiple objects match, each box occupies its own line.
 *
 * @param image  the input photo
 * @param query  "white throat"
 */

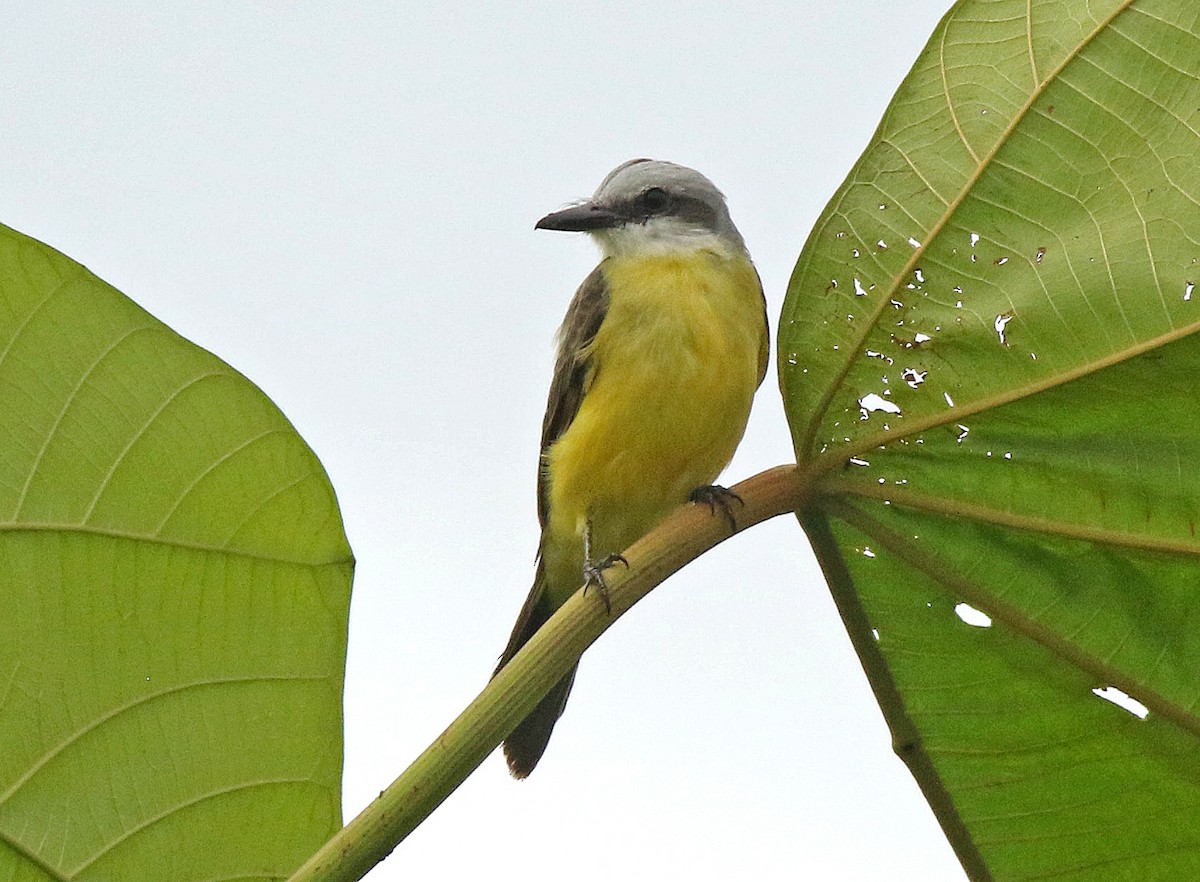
xmin=591 ymin=216 xmax=740 ymax=259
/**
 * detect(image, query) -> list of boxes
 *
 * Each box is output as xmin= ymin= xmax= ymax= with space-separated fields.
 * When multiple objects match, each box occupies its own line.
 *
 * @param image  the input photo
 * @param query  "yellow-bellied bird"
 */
xmin=494 ymin=159 xmax=769 ymax=778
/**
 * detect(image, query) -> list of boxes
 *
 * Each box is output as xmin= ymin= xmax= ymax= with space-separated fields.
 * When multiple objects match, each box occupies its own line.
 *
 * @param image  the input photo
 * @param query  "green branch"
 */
xmin=287 ymin=464 xmax=804 ymax=882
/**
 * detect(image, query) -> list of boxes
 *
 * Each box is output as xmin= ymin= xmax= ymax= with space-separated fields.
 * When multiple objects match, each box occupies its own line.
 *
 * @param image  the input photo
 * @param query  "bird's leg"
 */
xmin=689 ymin=484 xmax=744 ymax=533
xmin=581 ymin=518 xmax=627 ymax=614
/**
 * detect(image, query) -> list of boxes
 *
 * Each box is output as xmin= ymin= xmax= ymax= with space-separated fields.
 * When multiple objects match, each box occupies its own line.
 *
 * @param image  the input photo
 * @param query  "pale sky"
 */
xmin=5 ymin=3 xmax=967 ymax=879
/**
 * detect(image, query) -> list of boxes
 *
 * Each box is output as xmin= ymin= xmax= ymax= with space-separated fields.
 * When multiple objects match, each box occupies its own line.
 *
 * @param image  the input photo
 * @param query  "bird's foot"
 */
xmin=689 ymin=484 xmax=744 ymax=533
xmin=583 ymin=553 xmax=628 ymax=614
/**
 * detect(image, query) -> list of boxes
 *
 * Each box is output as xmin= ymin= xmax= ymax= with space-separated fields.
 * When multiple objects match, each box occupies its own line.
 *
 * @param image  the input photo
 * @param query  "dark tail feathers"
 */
xmin=493 ymin=566 xmax=576 ymax=778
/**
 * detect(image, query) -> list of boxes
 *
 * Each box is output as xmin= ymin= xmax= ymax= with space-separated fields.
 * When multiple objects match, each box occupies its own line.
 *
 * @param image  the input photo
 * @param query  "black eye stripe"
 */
xmin=618 ymin=190 xmax=719 ymax=230
xmin=670 ymin=194 xmax=718 ymax=227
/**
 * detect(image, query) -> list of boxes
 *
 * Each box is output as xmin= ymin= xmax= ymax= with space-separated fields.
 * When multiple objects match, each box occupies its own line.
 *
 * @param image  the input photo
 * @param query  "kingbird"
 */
xmin=494 ymin=159 xmax=769 ymax=778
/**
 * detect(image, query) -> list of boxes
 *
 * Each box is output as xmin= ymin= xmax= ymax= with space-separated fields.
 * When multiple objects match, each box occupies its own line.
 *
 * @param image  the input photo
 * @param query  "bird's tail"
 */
xmin=493 ymin=560 xmax=576 ymax=778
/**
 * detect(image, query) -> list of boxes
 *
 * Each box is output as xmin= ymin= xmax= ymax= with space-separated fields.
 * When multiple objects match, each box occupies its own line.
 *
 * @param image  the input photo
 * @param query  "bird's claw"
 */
xmin=583 ymin=553 xmax=628 ymax=614
xmin=689 ymin=484 xmax=744 ymax=533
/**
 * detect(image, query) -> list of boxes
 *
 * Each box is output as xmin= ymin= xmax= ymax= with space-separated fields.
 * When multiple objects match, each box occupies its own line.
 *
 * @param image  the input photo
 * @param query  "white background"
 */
xmin=3 ymin=4 xmax=967 ymax=879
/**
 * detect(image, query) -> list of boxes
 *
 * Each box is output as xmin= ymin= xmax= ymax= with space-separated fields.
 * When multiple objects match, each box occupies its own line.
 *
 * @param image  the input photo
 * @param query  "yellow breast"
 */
xmin=541 ymin=247 xmax=765 ymax=597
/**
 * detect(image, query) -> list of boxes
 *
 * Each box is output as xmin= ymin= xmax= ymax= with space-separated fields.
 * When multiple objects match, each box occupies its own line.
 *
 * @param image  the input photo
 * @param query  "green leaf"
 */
xmin=0 ymin=224 xmax=353 ymax=880
xmin=780 ymin=1 xmax=1200 ymax=878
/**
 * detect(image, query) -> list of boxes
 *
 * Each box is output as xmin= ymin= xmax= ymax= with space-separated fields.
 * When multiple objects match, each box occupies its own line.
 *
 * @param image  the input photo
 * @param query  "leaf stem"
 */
xmin=286 ymin=465 xmax=804 ymax=882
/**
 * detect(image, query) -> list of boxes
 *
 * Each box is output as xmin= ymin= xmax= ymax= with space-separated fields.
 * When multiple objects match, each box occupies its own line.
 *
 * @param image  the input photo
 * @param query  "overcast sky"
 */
xmin=5 ymin=3 xmax=969 ymax=879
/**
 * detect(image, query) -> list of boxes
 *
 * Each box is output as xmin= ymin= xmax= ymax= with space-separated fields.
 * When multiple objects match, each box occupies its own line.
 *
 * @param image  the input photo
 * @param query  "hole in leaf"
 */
xmin=994 ymin=311 xmax=1015 ymax=345
xmin=954 ymin=603 xmax=992 ymax=627
xmin=1092 ymin=686 xmax=1149 ymax=720
xmin=859 ymin=393 xmax=901 ymax=417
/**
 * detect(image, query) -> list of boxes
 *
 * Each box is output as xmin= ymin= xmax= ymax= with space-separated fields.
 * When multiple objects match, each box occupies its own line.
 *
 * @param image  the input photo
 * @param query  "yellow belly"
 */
xmin=540 ymin=248 xmax=765 ymax=602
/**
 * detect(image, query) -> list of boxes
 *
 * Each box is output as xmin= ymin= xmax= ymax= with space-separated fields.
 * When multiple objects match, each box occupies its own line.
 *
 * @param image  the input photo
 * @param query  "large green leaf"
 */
xmin=0 ymin=224 xmax=353 ymax=880
xmin=781 ymin=1 xmax=1200 ymax=878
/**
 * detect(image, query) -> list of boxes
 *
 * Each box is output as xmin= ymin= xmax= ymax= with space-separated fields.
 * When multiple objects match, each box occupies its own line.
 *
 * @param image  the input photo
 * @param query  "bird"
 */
xmin=493 ymin=158 xmax=769 ymax=778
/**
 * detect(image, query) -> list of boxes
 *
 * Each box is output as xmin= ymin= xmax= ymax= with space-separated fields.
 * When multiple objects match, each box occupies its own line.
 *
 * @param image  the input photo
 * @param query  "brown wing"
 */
xmin=493 ymin=263 xmax=609 ymax=777
xmin=751 ymin=265 xmax=770 ymax=388
xmin=536 ymin=262 xmax=610 ymax=529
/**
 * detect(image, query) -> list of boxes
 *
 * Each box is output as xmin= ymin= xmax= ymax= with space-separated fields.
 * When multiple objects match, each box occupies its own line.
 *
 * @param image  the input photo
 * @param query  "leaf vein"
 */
xmin=12 ymin=324 xmax=160 ymax=521
xmin=79 ymin=370 xmax=230 ymax=524
xmin=0 ymin=675 xmax=327 ymax=807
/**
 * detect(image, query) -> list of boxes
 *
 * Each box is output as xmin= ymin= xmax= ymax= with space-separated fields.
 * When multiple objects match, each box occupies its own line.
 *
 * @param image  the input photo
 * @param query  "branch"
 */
xmin=287 ymin=464 xmax=805 ymax=882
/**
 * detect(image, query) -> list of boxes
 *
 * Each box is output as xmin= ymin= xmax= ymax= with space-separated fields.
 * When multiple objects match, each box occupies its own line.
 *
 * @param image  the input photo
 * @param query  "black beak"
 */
xmin=535 ymin=201 xmax=624 ymax=232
